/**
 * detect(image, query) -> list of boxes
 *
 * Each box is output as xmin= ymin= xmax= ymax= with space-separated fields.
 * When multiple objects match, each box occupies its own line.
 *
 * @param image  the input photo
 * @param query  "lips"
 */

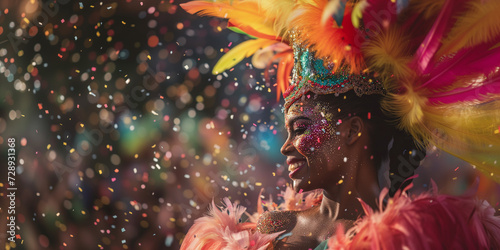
xmin=287 ymin=159 xmax=306 ymax=178
xmin=288 ymin=160 xmax=305 ymax=172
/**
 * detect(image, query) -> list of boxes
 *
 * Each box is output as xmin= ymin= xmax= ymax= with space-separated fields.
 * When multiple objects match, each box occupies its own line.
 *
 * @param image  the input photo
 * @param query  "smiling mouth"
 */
xmin=288 ymin=160 xmax=306 ymax=178
xmin=288 ymin=161 xmax=306 ymax=172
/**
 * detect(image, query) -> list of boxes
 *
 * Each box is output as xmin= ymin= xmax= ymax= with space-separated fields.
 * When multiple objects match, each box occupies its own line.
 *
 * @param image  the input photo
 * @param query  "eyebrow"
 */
xmin=285 ymin=116 xmax=310 ymax=129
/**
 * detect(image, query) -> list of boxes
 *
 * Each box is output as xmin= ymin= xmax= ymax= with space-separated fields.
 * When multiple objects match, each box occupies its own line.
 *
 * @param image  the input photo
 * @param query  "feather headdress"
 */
xmin=181 ymin=0 xmax=500 ymax=182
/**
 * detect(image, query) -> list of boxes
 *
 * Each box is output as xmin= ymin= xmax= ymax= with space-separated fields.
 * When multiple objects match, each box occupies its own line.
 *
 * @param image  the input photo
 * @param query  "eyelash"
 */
xmin=293 ymin=128 xmax=304 ymax=133
xmin=292 ymin=125 xmax=307 ymax=134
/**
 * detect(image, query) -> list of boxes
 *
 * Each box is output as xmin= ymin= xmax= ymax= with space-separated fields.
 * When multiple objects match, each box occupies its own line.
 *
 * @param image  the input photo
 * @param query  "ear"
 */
xmin=345 ymin=116 xmax=364 ymax=146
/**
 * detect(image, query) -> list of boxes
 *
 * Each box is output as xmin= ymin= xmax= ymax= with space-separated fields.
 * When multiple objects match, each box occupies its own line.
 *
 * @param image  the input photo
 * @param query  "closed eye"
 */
xmin=286 ymin=116 xmax=311 ymax=135
xmin=292 ymin=122 xmax=309 ymax=135
xmin=293 ymin=127 xmax=307 ymax=134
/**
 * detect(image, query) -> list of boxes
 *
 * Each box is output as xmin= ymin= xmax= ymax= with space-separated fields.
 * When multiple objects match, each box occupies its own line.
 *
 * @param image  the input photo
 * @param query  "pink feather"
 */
xmin=327 ymin=185 xmax=500 ymax=249
xmin=417 ymin=40 xmax=500 ymax=92
xmin=180 ymin=198 xmax=281 ymax=250
xmin=427 ymin=75 xmax=500 ymax=104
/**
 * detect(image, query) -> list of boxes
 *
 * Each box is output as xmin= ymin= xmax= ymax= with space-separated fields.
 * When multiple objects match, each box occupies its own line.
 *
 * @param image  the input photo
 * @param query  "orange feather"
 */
xmin=290 ymin=0 xmax=365 ymax=73
xmin=275 ymin=52 xmax=294 ymax=100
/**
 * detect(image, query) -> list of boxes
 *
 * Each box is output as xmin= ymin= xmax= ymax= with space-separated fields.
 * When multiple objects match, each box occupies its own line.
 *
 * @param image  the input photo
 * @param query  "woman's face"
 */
xmin=281 ymin=96 xmax=350 ymax=192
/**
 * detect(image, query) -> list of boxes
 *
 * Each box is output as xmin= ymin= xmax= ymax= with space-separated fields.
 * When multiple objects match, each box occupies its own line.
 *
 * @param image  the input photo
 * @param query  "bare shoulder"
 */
xmin=256 ymin=210 xmax=298 ymax=234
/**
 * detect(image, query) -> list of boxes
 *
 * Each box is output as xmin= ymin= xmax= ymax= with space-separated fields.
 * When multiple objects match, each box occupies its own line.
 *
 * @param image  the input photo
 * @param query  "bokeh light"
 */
xmin=0 ymin=1 xmax=498 ymax=249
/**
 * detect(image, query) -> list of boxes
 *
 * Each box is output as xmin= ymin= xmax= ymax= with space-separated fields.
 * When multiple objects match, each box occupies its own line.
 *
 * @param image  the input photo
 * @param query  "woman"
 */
xmin=257 ymin=91 xmax=425 ymax=249
xmin=180 ymin=0 xmax=500 ymax=249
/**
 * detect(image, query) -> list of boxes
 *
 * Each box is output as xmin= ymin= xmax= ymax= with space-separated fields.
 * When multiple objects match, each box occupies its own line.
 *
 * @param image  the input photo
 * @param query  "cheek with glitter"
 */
xmin=295 ymin=119 xmax=336 ymax=155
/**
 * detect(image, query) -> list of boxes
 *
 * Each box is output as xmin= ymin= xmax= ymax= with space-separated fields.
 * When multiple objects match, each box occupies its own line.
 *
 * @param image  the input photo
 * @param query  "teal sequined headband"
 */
xmin=283 ymin=43 xmax=385 ymax=109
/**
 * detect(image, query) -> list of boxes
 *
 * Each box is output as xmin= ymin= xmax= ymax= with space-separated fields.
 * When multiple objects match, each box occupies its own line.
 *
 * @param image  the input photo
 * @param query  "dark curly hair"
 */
xmin=311 ymin=90 xmax=426 ymax=195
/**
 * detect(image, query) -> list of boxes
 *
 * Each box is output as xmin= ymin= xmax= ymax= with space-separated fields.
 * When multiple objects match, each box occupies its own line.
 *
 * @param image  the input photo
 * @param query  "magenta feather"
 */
xmin=427 ymin=74 xmax=500 ymax=104
xmin=411 ymin=0 xmax=454 ymax=74
xmin=362 ymin=0 xmax=397 ymax=34
xmin=418 ymin=40 xmax=500 ymax=92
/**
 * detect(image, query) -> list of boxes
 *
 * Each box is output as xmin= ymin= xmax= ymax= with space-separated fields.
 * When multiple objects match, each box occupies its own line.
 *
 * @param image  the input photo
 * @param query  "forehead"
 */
xmin=285 ymin=96 xmax=333 ymax=120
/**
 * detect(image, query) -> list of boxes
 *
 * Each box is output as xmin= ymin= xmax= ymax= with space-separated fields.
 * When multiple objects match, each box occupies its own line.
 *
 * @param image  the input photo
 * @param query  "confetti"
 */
xmin=1 ymin=1 xmax=496 ymax=249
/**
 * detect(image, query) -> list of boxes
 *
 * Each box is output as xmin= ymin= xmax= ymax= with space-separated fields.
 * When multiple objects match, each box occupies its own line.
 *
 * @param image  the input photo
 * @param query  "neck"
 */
xmin=318 ymin=154 xmax=380 ymax=221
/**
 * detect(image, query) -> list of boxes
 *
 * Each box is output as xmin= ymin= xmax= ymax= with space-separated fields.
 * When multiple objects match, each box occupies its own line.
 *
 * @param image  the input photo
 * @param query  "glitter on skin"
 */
xmin=282 ymin=95 xmax=348 ymax=193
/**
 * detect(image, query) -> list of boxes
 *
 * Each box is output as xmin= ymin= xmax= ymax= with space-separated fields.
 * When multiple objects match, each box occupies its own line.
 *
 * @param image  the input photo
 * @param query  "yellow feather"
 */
xmin=407 ymin=0 xmax=446 ymax=19
xmin=212 ymin=39 xmax=277 ymax=74
xmin=181 ymin=1 xmax=276 ymax=37
xmin=298 ymin=0 xmax=319 ymax=5
xmin=257 ymin=0 xmax=297 ymax=36
xmin=383 ymin=90 xmax=500 ymax=183
xmin=381 ymin=88 xmax=427 ymax=141
xmin=363 ymin=27 xmax=413 ymax=81
xmin=351 ymin=0 xmax=368 ymax=29
xmin=426 ymin=102 xmax=500 ymax=183
xmin=438 ymin=0 xmax=500 ymax=56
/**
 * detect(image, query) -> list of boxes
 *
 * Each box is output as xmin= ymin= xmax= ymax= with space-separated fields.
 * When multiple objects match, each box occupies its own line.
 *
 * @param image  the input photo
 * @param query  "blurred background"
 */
xmin=0 ymin=1 xmax=498 ymax=249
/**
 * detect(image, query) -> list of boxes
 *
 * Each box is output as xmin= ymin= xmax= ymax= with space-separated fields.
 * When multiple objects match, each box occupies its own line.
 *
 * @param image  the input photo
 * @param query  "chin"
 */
xmin=292 ymin=178 xmax=314 ymax=193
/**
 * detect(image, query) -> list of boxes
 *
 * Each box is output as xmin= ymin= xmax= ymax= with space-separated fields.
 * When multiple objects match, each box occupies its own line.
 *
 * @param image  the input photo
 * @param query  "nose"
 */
xmin=281 ymin=138 xmax=294 ymax=156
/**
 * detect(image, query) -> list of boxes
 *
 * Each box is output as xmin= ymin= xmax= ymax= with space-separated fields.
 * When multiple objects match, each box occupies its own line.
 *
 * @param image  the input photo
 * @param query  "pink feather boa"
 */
xmin=180 ymin=198 xmax=281 ymax=250
xmin=181 ymin=185 xmax=500 ymax=249
xmin=327 ymin=184 xmax=500 ymax=250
